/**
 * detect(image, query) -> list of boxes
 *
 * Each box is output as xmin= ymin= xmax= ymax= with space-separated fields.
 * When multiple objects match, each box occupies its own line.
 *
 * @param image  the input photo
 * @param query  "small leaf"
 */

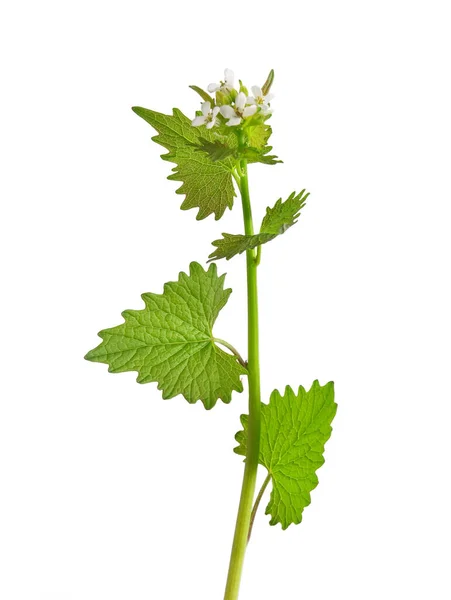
xmin=245 ymin=120 xmax=272 ymax=149
xmin=194 ymin=137 xmax=238 ymax=162
xmin=261 ymin=189 xmax=309 ymax=234
xmin=208 ymin=190 xmax=308 ymax=261
xmin=208 ymin=232 xmax=276 ymax=262
xmin=243 ymin=146 xmax=282 ymax=165
xmin=234 ymin=381 xmax=337 ymax=529
xmin=85 ymin=262 xmax=247 ymax=409
xmin=132 ymin=107 xmax=236 ymax=220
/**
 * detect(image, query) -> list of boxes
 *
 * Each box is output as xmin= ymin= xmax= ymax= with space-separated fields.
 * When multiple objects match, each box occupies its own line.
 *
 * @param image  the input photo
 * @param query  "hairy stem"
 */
xmin=223 ymin=147 xmax=261 ymax=600
xmin=247 ymin=473 xmax=271 ymax=543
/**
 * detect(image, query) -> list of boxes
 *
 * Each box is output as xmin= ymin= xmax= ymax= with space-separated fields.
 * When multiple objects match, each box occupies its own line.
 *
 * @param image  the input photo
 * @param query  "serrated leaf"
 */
xmin=208 ymin=232 xmax=276 ymax=261
xmin=234 ymin=381 xmax=336 ymax=529
xmin=208 ymin=190 xmax=308 ymax=261
xmin=261 ymin=189 xmax=309 ymax=234
xmin=85 ymin=262 xmax=247 ymax=409
xmin=132 ymin=107 xmax=236 ymax=220
xmin=244 ymin=120 xmax=272 ymax=149
xmin=243 ymin=146 xmax=282 ymax=165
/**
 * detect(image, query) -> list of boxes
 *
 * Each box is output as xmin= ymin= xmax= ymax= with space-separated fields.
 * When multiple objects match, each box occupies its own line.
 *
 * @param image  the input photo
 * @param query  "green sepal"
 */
xmin=239 ymin=80 xmax=249 ymax=96
xmin=189 ymin=85 xmax=214 ymax=104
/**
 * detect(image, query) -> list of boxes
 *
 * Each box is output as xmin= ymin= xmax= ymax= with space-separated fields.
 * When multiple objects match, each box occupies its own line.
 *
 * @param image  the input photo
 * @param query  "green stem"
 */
xmin=224 ymin=149 xmax=261 ymax=600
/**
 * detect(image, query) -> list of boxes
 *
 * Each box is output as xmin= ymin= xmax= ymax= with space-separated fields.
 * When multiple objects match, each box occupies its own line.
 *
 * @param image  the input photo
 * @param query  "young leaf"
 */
xmin=85 ymin=262 xmax=247 ymax=409
xmin=194 ymin=137 xmax=237 ymax=162
xmin=208 ymin=190 xmax=309 ymax=261
xmin=209 ymin=232 xmax=276 ymax=262
xmin=132 ymin=107 xmax=236 ymax=220
xmin=261 ymin=189 xmax=309 ymax=234
xmin=245 ymin=120 xmax=272 ymax=149
xmin=234 ymin=381 xmax=336 ymax=529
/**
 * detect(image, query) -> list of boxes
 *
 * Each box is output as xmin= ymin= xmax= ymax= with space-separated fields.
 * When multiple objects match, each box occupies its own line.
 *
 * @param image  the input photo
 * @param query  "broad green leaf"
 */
xmin=132 ymin=107 xmax=236 ymax=220
xmin=234 ymin=381 xmax=336 ymax=529
xmin=208 ymin=190 xmax=309 ymax=261
xmin=85 ymin=262 xmax=247 ymax=409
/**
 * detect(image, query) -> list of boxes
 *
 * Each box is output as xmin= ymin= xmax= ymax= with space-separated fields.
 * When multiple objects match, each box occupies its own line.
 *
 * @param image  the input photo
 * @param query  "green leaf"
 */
xmin=261 ymin=189 xmax=309 ymax=234
xmin=208 ymin=190 xmax=309 ymax=261
xmin=85 ymin=262 xmax=247 ymax=410
xmin=242 ymin=146 xmax=282 ymax=166
xmin=132 ymin=107 xmax=236 ymax=220
xmin=244 ymin=120 xmax=272 ymax=149
xmin=209 ymin=232 xmax=276 ymax=262
xmin=234 ymin=381 xmax=337 ymax=529
xmin=194 ymin=137 xmax=237 ymax=162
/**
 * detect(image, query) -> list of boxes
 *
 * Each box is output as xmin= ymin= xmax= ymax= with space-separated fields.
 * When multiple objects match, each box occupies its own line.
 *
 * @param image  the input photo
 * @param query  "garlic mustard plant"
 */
xmin=85 ymin=68 xmax=337 ymax=600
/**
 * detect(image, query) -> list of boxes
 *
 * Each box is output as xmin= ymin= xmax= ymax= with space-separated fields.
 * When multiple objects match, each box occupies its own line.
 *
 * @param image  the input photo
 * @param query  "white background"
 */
xmin=1 ymin=1 xmax=450 ymax=599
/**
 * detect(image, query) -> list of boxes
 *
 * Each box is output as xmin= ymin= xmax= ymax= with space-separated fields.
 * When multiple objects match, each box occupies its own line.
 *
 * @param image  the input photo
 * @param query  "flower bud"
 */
xmin=261 ymin=69 xmax=275 ymax=96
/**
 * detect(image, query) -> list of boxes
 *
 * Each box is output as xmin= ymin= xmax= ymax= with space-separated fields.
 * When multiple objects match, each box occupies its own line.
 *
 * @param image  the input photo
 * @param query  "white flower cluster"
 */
xmin=191 ymin=68 xmax=274 ymax=129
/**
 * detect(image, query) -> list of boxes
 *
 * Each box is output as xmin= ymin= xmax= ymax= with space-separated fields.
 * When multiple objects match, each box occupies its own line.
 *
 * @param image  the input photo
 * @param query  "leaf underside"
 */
xmin=85 ymin=262 xmax=247 ymax=409
xmin=234 ymin=380 xmax=336 ymax=529
xmin=132 ymin=107 xmax=236 ymax=220
xmin=209 ymin=190 xmax=309 ymax=261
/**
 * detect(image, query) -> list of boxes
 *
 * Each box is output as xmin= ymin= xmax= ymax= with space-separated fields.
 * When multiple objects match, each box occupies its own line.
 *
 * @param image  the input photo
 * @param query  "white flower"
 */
xmin=191 ymin=101 xmax=220 ymax=129
xmin=247 ymin=85 xmax=274 ymax=115
xmin=219 ymin=92 xmax=257 ymax=127
xmin=207 ymin=68 xmax=235 ymax=93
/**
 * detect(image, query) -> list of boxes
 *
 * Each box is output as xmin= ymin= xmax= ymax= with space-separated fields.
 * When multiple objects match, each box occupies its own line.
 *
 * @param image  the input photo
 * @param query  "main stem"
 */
xmin=224 ymin=151 xmax=261 ymax=600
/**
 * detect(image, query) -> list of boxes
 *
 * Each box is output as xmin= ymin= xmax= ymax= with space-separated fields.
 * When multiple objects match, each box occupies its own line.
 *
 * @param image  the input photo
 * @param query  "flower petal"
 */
xmin=192 ymin=115 xmax=207 ymax=127
xmin=212 ymin=106 xmax=221 ymax=117
xmin=235 ymin=91 xmax=246 ymax=110
xmin=207 ymin=83 xmax=220 ymax=92
xmin=251 ymin=85 xmax=262 ymax=98
xmin=260 ymin=105 xmax=273 ymax=115
xmin=246 ymin=97 xmax=256 ymax=105
xmin=220 ymin=105 xmax=235 ymax=118
xmin=201 ymin=101 xmax=211 ymax=116
xmin=243 ymin=105 xmax=258 ymax=118
xmin=206 ymin=120 xmax=216 ymax=129
xmin=226 ymin=116 xmax=242 ymax=127
xmin=265 ymin=93 xmax=274 ymax=102
xmin=224 ymin=68 xmax=234 ymax=87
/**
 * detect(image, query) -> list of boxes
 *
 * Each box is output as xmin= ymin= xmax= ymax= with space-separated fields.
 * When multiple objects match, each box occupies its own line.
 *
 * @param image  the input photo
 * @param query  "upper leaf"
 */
xmin=234 ymin=381 xmax=337 ymax=529
xmin=132 ymin=107 xmax=236 ymax=220
xmin=85 ymin=262 xmax=247 ymax=409
xmin=208 ymin=190 xmax=309 ymax=261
